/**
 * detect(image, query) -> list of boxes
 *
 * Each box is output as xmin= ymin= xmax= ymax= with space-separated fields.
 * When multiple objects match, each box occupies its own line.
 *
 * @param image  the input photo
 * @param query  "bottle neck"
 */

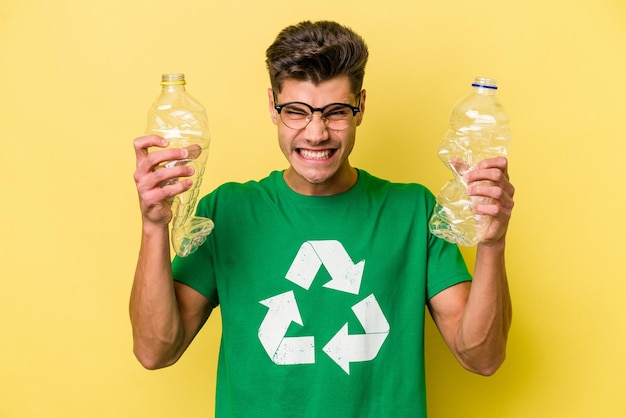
xmin=472 ymin=85 xmax=496 ymax=96
xmin=161 ymin=84 xmax=186 ymax=93
xmin=472 ymin=77 xmax=497 ymax=96
xmin=160 ymin=73 xmax=186 ymax=93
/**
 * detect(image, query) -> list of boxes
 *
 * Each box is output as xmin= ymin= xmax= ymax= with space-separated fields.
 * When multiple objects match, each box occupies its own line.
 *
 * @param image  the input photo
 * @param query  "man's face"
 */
xmin=268 ymin=75 xmax=365 ymax=196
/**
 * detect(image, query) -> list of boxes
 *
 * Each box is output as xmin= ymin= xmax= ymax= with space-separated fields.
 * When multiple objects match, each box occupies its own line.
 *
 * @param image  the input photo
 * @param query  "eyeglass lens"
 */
xmin=279 ymin=103 xmax=357 ymax=130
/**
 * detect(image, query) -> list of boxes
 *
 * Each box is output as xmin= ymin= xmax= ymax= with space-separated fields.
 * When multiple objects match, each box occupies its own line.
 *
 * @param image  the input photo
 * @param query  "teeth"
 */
xmin=300 ymin=149 xmax=332 ymax=160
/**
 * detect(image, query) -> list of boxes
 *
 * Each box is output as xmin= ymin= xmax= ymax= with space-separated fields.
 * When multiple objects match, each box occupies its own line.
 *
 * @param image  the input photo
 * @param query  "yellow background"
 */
xmin=1 ymin=0 xmax=625 ymax=416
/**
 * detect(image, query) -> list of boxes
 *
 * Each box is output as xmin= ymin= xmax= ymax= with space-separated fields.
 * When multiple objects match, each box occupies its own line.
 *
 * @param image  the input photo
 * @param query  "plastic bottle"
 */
xmin=428 ymin=77 xmax=511 ymax=246
xmin=146 ymin=73 xmax=214 ymax=257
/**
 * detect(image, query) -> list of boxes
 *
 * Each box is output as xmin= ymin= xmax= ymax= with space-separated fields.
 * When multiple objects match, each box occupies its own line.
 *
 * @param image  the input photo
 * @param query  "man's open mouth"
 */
xmin=298 ymin=149 xmax=335 ymax=160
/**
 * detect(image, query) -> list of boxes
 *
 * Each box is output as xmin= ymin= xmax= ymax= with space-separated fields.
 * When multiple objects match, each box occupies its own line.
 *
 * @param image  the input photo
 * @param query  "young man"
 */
xmin=131 ymin=20 xmax=514 ymax=417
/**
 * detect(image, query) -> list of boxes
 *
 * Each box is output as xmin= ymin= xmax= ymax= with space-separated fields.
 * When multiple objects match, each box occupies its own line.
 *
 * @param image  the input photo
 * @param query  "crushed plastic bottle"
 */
xmin=428 ymin=77 xmax=511 ymax=246
xmin=146 ymin=73 xmax=214 ymax=257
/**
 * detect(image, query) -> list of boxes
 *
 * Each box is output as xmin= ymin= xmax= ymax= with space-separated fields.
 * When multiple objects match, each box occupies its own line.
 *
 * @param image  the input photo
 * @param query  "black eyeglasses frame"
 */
xmin=272 ymin=92 xmax=362 ymax=130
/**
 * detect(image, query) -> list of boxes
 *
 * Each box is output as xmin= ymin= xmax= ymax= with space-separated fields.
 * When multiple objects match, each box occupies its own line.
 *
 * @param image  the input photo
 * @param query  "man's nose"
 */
xmin=304 ymin=112 xmax=329 ymax=142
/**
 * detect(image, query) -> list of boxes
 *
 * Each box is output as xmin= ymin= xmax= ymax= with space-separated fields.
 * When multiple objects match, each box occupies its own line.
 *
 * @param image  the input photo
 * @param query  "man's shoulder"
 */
xmin=210 ymin=170 xmax=282 ymax=194
xmin=357 ymin=169 xmax=432 ymax=198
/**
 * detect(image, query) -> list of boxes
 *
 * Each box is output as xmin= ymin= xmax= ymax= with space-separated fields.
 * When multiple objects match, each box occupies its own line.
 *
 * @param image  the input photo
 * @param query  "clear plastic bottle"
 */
xmin=146 ymin=73 xmax=214 ymax=257
xmin=428 ymin=77 xmax=511 ymax=246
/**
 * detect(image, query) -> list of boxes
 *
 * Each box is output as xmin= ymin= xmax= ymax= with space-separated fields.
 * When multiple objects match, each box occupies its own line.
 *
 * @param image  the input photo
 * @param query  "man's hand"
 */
xmin=464 ymin=157 xmax=515 ymax=246
xmin=133 ymin=135 xmax=195 ymax=227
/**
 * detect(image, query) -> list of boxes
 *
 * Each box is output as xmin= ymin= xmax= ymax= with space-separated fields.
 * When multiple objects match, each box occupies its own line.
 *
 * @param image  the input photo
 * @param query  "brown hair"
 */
xmin=265 ymin=21 xmax=369 ymax=95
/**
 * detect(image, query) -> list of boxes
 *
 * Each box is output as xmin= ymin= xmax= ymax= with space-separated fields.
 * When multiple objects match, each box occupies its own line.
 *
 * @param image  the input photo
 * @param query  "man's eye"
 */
xmin=325 ymin=107 xmax=350 ymax=118
xmin=283 ymin=107 xmax=309 ymax=117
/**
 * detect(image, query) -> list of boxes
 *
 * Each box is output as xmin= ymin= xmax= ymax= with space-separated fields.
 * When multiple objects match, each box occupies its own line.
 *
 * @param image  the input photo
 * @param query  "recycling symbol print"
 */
xmin=258 ymin=240 xmax=390 ymax=375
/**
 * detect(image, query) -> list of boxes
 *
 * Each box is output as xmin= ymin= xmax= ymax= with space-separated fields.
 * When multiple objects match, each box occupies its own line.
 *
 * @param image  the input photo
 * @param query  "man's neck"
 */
xmin=283 ymin=166 xmax=358 ymax=196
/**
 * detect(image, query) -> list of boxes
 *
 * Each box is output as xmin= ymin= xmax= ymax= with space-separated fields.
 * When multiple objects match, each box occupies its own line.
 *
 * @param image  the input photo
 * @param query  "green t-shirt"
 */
xmin=172 ymin=169 xmax=471 ymax=417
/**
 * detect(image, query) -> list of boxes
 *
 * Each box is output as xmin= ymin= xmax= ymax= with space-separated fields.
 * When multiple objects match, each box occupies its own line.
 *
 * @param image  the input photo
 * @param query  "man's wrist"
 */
xmin=477 ymin=237 xmax=506 ymax=253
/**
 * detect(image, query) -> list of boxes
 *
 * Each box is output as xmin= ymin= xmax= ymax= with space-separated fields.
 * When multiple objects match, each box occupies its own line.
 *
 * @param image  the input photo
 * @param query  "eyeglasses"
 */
xmin=274 ymin=93 xmax=361 ymax=131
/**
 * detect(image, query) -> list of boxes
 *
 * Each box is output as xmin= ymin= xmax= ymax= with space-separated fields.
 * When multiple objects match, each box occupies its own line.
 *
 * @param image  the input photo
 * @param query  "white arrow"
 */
xmin=285 ymin=240 xmax=365 ymax=295
xmin=322 ymin=294 xmax=390 ymax=374
xmin=284 ymin=242 xmax=321 ymax=291
xmin=351 ymin=294 xmax=390 ymax=334
xmin=258 ymin=291 xmax=315 ymax=365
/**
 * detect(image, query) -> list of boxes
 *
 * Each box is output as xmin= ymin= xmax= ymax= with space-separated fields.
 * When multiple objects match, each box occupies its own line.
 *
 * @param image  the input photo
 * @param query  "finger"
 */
xmin=473 ymin=194 xmax=514 ymax=213
xmin=141 ymin=178 xmax=194 ymax=207
xmin=154 ymin=164 xmax=195 ymax=188
xmin=136 ymin=147 xmax=191 ymax=181
xmin=471 ymin=175 xmax=515 ymax=201
xmin=138 ymin=179 xmax=194 ymax=226
xmin=475 ymin=156 xmax=509 ymax=177
xmin=465 ymin=164 xmax=510 ymax=186
xmin=135 ymin=163 xmax=194 ymax=192
xmin=472 ymin=188 xmax=514 ymax=219
xmin=467 ymin=182 xmax=504 ymax=201
xmin=164 ymin=146 xmax=202 ymax=168
xmin=475 ymin=156 xmax=508 ymax=169
xmin=465 ymin=169 xmax=502 ymax=186
xmin=134 ymin=135 xmax=169 ymax=172
xmin=473 ymin=202 xmax=505 ymax=217
xmin=467 ymin=180 xmax=515 ymax=208
xmin=134 ymin=135 xmax=168 ymax=162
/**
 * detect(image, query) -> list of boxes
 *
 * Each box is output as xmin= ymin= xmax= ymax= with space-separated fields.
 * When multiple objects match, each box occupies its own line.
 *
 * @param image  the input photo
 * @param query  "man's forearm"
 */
xmin=129 ymin=224 xmax=184 ymax=369
xmin=456 ymin=240 xmax=512 ymax=375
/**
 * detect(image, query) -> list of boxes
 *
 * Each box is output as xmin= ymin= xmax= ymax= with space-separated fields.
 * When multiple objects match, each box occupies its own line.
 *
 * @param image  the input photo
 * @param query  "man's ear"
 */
xmin=356 ymin=89 xmax=366 ymax=126
xmin=268 ymin=88 xmax=278 ymax=125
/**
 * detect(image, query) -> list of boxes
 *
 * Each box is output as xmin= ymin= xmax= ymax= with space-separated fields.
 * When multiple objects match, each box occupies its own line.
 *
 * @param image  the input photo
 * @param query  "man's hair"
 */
xmin=265 ymin=21 xmax=369 ymax=95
